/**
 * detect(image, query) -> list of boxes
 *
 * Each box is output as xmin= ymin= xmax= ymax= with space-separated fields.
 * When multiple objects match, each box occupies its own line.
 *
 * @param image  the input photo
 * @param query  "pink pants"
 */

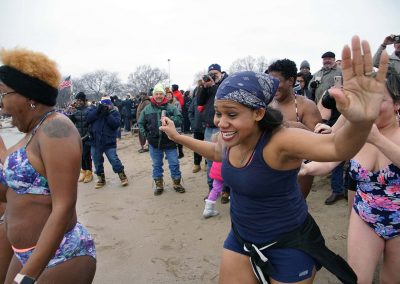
xmin=208 ymin=179 xmax=224 ymax=201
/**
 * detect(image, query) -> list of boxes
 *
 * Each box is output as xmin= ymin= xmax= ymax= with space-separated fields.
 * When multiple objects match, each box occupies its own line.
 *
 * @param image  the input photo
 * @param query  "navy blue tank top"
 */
xmin=222 ymin=132 xmax=308 ymax=244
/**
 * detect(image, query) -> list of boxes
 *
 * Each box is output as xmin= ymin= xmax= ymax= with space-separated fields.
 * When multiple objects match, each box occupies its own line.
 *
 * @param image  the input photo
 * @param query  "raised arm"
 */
xmin=367 ymin=124 xmax=400 ymax=168
xmin=160 ymin=116 xmax=223 ymax=162
xmin=277 ymin=36 xmax=389 ymax=163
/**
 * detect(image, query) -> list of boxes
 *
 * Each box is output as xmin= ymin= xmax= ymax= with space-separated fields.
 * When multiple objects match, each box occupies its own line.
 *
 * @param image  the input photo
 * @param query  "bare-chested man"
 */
xmin=268 ymin=59 xmax=322 ymax=198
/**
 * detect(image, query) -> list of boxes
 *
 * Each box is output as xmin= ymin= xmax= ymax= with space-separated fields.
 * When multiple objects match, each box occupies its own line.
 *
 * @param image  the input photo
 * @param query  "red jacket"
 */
xmin=173 ymin=90 xmax=184 ymax=108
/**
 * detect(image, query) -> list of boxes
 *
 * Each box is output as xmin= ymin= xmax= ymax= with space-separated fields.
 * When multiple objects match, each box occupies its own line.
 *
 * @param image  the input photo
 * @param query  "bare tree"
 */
xmin=228 ymin=56 xmax=269 ymax=74
xmin=56 ymin=88 xmax=73 ymax=108
xmin=127 ymin=65 xmax=168 ymax=94
xmin=71 ymin=70 xmax=123 ymax=101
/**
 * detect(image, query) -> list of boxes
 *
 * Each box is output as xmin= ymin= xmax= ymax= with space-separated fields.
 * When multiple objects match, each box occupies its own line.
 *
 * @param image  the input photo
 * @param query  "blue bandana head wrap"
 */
xmin=216 ymin=71 xmax=279 ymax=109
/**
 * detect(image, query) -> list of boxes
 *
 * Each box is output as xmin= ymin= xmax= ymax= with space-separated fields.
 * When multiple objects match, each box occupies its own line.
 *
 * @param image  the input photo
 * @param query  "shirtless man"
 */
xmin=268 ymin=59 xmax=322 ymax=197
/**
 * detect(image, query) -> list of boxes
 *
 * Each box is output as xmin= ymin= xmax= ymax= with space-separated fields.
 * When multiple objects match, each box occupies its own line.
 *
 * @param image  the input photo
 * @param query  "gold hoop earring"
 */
xmin=30 ymin=103 xmax=36 ymax=109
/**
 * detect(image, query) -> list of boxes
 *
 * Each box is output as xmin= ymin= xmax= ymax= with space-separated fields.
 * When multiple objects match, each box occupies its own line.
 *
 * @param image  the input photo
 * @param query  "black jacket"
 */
xmin=68 ymin=105 xmax=91 ymax=140
xmin=197 ymin=72 xmax=228 ymax=128
xmin=188 ymin=88 xmax=205 ymax=133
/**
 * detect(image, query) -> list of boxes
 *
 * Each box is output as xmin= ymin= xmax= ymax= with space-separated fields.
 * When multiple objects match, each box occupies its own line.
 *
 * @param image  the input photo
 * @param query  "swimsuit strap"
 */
xmin=25 ymin=109 xmax=56 ymax=147
xmin=294 ymin=94 xmax=299 ymax=122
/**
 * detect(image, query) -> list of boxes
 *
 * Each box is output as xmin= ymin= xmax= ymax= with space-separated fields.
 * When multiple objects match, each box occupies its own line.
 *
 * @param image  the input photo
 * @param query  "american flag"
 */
xmin=59 ymin=75 xmax=72 ymax=90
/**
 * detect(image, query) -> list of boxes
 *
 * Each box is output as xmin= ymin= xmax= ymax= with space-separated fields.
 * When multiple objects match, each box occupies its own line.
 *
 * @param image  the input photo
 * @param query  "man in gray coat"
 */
xmin=373 ymin=34 xmax=400 ymax=74
xmin=308 ymin=51 xmax=342 ymax=104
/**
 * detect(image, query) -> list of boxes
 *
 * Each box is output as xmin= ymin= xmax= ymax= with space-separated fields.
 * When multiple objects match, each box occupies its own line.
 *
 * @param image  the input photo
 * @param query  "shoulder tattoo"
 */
xmin=42 ymin=119 xmax=72 ymax=138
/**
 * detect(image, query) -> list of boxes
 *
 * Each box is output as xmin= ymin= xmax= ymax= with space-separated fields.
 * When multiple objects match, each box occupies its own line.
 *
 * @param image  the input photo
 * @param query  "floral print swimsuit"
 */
xmin=349 ymin=159 xmax=400 ymax=239
xmin=0 ymin=110 xmax=96 ymax=267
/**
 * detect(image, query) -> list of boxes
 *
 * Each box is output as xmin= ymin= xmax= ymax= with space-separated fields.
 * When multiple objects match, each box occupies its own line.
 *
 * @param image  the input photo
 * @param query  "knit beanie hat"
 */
xmin=300 ymin=60 xmax=310 ymax=69
xmin=75 ymin=91 xmax=86 ymax=101
xmin=100 ymin=95 xmax=112 ymax=105
xmin=153 ymin=83 xmax=166 ymax=95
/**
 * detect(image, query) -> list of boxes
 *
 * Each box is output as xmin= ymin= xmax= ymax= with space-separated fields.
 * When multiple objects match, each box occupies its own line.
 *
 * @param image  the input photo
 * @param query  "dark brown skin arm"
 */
xmin=19 ymin=116 xmax=82 ymax=279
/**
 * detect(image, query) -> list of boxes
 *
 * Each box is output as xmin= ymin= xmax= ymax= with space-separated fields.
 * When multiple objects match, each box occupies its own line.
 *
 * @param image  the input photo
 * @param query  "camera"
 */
xmin=202 ymin=73 xmax=217 ymax=83
xmin=309 ymin=80 xmax=320 ymax=89
xmin=393 ymin=35 xmax=400 ymax=43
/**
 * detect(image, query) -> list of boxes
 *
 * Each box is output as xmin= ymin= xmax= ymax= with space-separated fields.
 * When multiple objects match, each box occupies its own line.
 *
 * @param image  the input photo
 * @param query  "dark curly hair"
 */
xmin=267 ymin=59 xmax=298 ymax=86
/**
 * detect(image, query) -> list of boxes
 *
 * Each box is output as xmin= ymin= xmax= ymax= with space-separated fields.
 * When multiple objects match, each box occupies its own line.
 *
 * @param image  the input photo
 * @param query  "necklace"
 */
xmin=239 ymin=144 xmax=255 ymax=166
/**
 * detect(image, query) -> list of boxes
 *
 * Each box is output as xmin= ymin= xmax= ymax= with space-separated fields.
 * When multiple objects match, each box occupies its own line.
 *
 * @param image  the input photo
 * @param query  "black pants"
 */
xmin=193 ymin=131 xmax=204 ymax=165
xmin=82 ymin=141 xmax=92 ymax=171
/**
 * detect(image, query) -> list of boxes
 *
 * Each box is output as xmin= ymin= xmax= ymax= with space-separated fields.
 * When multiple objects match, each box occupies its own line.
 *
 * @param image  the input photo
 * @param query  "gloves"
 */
xmin=97 ymin=104 xmax=110 ymax=117
xmin=197 ymin=105 xmax=204 ymax=113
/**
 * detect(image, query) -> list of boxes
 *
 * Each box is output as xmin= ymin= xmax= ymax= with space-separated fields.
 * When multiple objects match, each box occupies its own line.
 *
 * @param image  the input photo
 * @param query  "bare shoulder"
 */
xmin=264 ymin=128 xmax=306 ymax=168
xmin=41 ymin=113 xmax=78 ymax=139
xmin=298 ymin=96 xmax=318 ymax=109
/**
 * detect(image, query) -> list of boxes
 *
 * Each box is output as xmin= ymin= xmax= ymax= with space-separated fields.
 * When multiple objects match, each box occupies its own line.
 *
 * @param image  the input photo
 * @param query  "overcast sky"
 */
xmin=1 ymin=0 xmax=399 ymax=90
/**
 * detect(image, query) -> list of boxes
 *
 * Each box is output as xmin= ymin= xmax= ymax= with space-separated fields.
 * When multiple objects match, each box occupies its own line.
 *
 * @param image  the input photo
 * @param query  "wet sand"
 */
xmin=76 ymin=133 xmax=351 ymax=284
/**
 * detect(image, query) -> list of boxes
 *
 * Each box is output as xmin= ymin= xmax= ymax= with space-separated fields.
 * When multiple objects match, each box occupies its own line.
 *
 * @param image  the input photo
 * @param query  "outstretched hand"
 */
xmin=330 ymin=36 xmax=389 ymax=124
xmin=159 ymin=117 xmax=180 ymax=141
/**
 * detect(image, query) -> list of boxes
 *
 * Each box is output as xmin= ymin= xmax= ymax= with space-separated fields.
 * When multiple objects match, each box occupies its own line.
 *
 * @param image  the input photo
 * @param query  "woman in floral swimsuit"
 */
xmin=347 ymin=71 xmax=400 ymax=283
xmin=0 ymin=48 xmax=96 ymax=283
xmin=300 ymin=72 xmax=400 ymax=283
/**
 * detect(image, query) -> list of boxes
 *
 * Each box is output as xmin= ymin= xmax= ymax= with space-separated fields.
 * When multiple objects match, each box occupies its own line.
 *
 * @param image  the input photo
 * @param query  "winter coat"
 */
xmin=373 ymin=45 xmax=400 ymax=74
xmin=197 ymin=72 xmax=228 ymax=128
xmin=138 ymin=101 xmax=182 ymax=149
xmin=86 ymin=106 xmax=121 ymax=149
xmin=308 ymin=66 xmax=342 ymax=104
xmin=68 ymin=105 xmax=91 ymax=140
xmin=188 ymin=89 xmax=205 ymax=133
xmin=136 ymin=97 xmax=151 ymax=122
xmin=173 ymin=90 xmax=184 ymax=108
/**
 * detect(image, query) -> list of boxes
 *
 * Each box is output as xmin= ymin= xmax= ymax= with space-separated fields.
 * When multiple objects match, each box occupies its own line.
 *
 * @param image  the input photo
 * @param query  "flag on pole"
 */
xmin=59 ymin=75 xmax=72 ymax=90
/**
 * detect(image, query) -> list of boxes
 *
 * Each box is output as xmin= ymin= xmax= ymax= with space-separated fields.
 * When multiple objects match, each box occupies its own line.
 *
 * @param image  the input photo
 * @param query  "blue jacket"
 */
xmin=86 ymin=106 xmax=121 ymax=149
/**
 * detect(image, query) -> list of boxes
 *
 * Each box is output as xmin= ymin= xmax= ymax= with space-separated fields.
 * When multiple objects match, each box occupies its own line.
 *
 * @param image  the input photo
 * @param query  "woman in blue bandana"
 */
xmin=160 ymin=36 xmax=388 ymax=284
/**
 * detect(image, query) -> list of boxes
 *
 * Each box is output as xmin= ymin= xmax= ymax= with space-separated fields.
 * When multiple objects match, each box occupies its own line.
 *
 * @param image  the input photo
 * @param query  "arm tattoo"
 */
xmin=42 ymin=119 xmax=72 ymax=138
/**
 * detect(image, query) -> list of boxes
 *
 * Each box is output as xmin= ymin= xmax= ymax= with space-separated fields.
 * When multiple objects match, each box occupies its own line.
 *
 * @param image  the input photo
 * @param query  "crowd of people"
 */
xmin=0 ymin=33 xmax=399 ymax=283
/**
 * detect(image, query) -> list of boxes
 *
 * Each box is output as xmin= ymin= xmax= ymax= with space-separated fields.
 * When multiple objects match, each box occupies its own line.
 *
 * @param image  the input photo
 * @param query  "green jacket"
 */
xmin=138 ymin=101 xmax=182 ymax=149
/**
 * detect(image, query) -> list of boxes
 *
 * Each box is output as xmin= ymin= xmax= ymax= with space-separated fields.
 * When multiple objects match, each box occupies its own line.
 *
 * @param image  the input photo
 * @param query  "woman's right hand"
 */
xmin=330 ymin=36 xmax=388 ymax=124
xmin=159 ymin=117 xmax=180 ymax=141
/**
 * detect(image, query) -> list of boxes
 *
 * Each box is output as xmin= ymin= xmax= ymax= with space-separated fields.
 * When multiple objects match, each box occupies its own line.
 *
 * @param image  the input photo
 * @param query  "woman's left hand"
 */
xmin=330 ymin=36 xmax=388 ymax=124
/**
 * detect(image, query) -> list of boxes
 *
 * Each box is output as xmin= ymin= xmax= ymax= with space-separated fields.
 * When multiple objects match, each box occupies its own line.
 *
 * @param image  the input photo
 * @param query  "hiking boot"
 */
xmin=172 ymin=178 xmax=185 ymax=193
xmin=203 ymin=199 xmax=219 ymax=218
xmin=154 ymin=178 xmax=164 ymax=196
xmin=83 ymin=170 xmax=93 ymax=183
xmin=221 ymin=192 xmax=230 ymax=204
xmin=118 ymin=170 xmax=129 ymax=186
xmin=78 ymin=170 xmax=85 ymax=182
xmin=192 ymin=164 xmax=201 ymax=173
xmin=95 ymin=173 xmax=106 ymax=189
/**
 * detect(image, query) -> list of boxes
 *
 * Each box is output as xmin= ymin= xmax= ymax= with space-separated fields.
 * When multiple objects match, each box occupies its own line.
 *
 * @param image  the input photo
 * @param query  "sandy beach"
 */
xmin=76 ymin=132 xmax=352 ymax=284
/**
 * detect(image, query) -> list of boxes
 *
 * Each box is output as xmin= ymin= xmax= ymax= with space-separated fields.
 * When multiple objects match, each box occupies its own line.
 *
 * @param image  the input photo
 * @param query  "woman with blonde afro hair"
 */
xmin=0 ymin=48 xmax=96 ymax=283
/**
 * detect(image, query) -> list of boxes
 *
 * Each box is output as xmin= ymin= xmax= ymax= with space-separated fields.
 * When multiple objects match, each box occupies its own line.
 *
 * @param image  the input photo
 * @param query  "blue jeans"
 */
xmin=91 ymin=146 xmax=124 ymax=175
xmin=149 ymin=145 xmax=181 ymax=180
xmin=204 ymin=127 xmax=220 ymax=190
xmin=331 ymin=161 xmax=345 ymax=194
